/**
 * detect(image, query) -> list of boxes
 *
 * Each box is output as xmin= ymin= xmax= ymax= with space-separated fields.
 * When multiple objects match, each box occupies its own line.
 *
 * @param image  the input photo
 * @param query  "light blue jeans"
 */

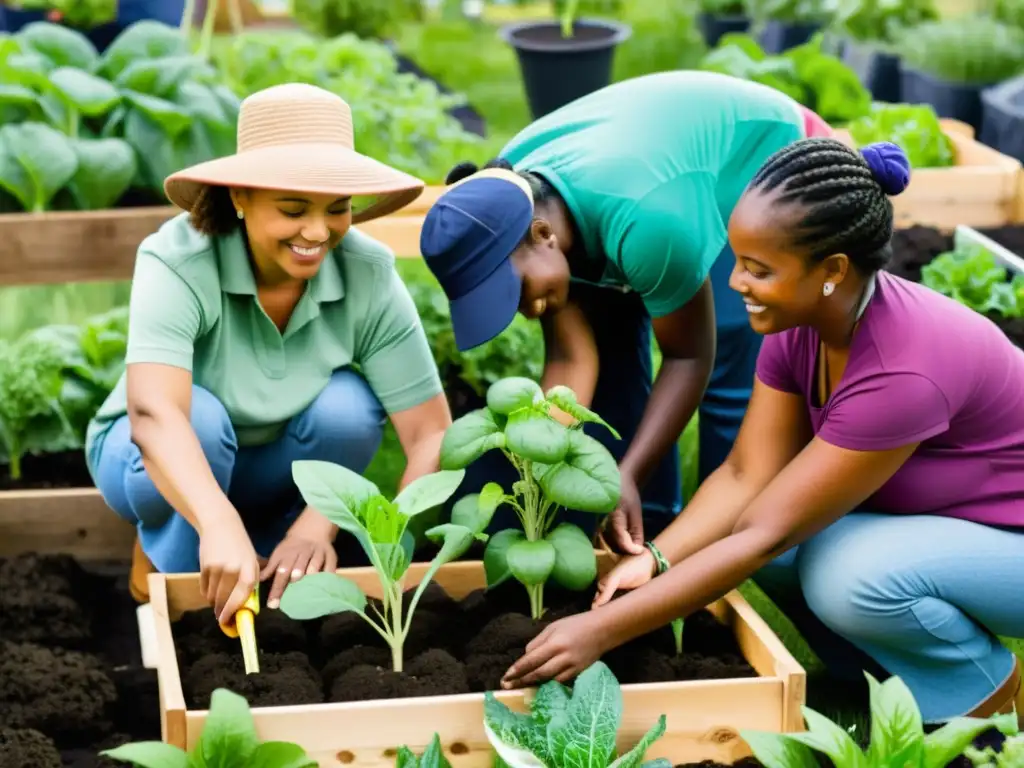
xmin=93 ymin=369 xmax=386 ymax=574
xmin=754 ymin=512 xmax=1024 ymax=723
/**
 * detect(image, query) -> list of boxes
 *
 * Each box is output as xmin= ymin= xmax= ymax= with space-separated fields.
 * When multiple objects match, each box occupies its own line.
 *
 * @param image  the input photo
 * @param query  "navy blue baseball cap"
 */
xmin=419 ymin=171 xmax=535 ymax=351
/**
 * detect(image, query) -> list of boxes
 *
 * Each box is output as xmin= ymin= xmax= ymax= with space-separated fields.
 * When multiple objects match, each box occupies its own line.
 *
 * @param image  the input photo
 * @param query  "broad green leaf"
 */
xmin=395 ymin=746 xmax=420 ymax=768
xmin=0 ymin=84 xmax=37 ymax=110
xmin=394 ymin=469 xmax=466 ymax=518
xmin=530 ymin=681 xmax=570 ymax=727
xmin=115 ymin=55 xmax=206 ymax=97
xmin=292 ymin=459 xmax=379 ymax=533
xmin=66 ymin=137 xmax=136 ymax=210
xmin=786 ymin=707 xmax=868 ymax=768
xmin=506 ymin=538 xmax=556 ymax=587
xmin=451 ymin=484 xmax=502 ymax=535
xmin=740 ymin=730 xmax=820 ymax=768
xmin=608 ymin=715 xmax=667 ymax=768
xmin=538 ymin=430 xmax=621 ymax=514
xmin=439 ymin=408 xmax=506 ymax=470
xmin=484 ymin=529 xmax=525 ymax=588
xmin=98 ymin=742 xmax=189 ymax=768
xmin=545 ymin=385 xmax=622 ymax=439
xmin=0 ymin=122 xmax=77 ymax=212
xmin=247 ymin=741 xmax=318 ymax=768
xmin=487 ymin=377 xmax=543 ymax=415
xmin=403 ymin=733 xmax=453 ymax=768
xmin=548 ymin=661 xmax=622 ymax=768
xmin=545 ymin=523 xmax=597 ymax=591
xmin=423 ymin=523 xmax=477 ymax=566
xmin=123 ymin=90 xmax=192 ymax=137
xmin=97 ymin=20 xmax=190 ymax=80
xmin=505 ymin=409 xmax=571 ymax=464
xmin=864 ymin=673 xmax=924 ymax=766
xmin=49 ymin=67 xmax=121 ymax=117
xmin=198 ymin=688 xmax=260 ymax=766
xmin=375 ymin=541 xmax=412 ymax=583
xmin=16 ymin=21 xmax=99 ymax=70
xmin=483 ymin=691 xmax=552 ymax=766
xmin=278 ymin=572 xmax=367 ymax=621
xmin=923 ymin=711 xmax=1019 ymax=768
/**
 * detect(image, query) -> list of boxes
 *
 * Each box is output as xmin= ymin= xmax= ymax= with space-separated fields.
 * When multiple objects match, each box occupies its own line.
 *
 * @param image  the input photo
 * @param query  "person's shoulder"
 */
xmin=137 ymin=212 xmax=222 ymax=285
xmin=337 ymin=226 xmax=397 ymax=271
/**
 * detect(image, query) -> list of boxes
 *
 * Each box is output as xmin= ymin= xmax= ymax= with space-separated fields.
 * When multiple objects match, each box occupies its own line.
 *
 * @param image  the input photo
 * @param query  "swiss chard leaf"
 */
xmin=547 ymin=661 xmax=622 ymax=768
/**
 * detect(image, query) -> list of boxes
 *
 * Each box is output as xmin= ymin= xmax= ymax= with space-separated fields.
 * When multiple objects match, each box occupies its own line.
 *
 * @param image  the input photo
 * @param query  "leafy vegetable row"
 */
xmin=0 ymin=20 xmax=239 ymax=212
xmin=922 ymin=242 xmax=1024 ymax=318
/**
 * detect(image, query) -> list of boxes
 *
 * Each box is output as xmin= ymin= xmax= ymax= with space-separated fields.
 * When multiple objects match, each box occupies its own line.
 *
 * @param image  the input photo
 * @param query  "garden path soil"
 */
xmin=172 ymin=579 xmax=758 ymax=709
xmin=0 ymin=554 xmax=160 ymax=767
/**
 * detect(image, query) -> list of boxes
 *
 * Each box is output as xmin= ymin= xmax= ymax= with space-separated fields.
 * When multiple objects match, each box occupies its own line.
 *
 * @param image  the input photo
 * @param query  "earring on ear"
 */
xmin=823 ymin=282 xmax=835 ymax=297
xmin=236 ymin=209 xmax=244 ymax=220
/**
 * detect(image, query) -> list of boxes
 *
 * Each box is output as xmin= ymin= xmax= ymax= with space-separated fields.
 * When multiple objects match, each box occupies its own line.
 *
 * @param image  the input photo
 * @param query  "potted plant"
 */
xmin=981 ymin=73 xmax=1024 ymax=163
xmin=898 ymin=16 xmax=1024 ymax=134
xmin=697 ymin=0 xmax=751 ymax=48
xmin=747 ymin=0 xmax=831 ymax=53
xmin=831 ymin=0 xmax=938 ymax=102
xmin=499 ymin=0 xmax=632 ymax=119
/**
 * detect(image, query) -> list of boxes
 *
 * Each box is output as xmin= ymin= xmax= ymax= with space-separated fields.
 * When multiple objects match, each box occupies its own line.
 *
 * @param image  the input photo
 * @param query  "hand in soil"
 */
xmin=501 ymin=611 xmax=605 ymax=689
xmin=259 ymin=508 xmax=338 ymax=609
xmin=593 ymin=549 xmax=657 ymax=607
xmin=199 ymin=516 xmax=261 ymax=626
xmin=603 ymin=472 xmax=646 ymax=555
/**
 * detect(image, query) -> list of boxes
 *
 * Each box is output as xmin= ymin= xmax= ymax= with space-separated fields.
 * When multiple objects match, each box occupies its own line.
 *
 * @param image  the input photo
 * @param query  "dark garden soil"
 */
xmin=171 ymin=578 xmax=757 ymax=710
xmin=0 ymin=553 xmax=160 ymax=767
xmin=0 ymin=451 xmax=95 ymax=491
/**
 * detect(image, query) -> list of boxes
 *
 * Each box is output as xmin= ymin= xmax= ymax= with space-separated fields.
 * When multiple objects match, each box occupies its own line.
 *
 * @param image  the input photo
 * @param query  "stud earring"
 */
xmin=823 ymin=282 xmax=835 ymax=297
xmin=236 ymin=209 xmax=244 ymax=220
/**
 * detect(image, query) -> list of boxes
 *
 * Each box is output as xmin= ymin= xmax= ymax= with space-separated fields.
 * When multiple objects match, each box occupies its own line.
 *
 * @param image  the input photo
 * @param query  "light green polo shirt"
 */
xmin=84 ymin=212 xmax=442 ymax=480
xmin=500 ymin=71 xmax=806 ymax=318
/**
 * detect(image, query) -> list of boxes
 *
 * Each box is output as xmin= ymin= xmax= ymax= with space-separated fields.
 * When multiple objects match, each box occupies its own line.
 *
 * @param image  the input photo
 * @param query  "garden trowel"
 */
xmin=220 ymin=587 xmax=260 ymax=675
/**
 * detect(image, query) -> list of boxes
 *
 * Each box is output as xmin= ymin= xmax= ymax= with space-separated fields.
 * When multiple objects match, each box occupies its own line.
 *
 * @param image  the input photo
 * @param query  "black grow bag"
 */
xmin=758 ymin=20 xmax=821 ymax=53
xmin=500 ymin=18 xmax=632 ymax=119
xmin=841 ymin=38 xmax=901 ymax=103
xmin=900 ymin=65 xmax=993 ymax=134
xmin=698 ymin=13 xmax=750 ymax=47
xmin=980 ymin=74 xmax=1024 ymax=163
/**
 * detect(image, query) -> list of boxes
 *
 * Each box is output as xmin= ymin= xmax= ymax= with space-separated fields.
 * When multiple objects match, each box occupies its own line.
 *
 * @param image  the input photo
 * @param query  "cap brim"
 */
xmin=163 ymin=142 xmax=425 ymax=223
xmin=450 ymin=256 xmax=522 ymax=351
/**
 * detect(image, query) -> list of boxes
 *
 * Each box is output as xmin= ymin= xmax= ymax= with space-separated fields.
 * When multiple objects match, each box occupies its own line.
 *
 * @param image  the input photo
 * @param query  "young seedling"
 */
xmin=740 ymin=671 xmax=1019 ymax=768
xmin=440 ymin=377 xmax=622 ymax=620
xmin=484 ymin=660 xmax=670 ymax=768
xmin=560 ymin=0 xmax=580 ymax=36
xmin=394 ymin=733 xmax=452 ymax=768
xmin=100 ymin=687 xmax=317 ymax=767
xmin=278 ymin=461 xmax=486 ymax=672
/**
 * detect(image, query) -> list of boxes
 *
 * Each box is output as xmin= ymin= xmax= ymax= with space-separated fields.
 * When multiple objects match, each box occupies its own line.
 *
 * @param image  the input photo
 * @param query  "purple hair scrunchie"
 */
xmin=859 ymin=141 xmax=911 ymax=196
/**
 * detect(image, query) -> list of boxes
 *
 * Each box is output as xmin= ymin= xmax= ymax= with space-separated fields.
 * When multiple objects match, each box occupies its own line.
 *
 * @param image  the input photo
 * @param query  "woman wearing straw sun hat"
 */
xmin=84 ymin=83 xmax=450 ymax=626
xmin=419 ymin=70 xmax=834 ymax=554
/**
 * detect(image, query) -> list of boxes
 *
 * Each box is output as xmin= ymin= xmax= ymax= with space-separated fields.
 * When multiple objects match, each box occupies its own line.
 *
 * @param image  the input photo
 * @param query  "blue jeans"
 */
xmin=93 ymin=369 xmax=386 ymax=573
xmin=754 ymin=512 xmax=1024 ymax=722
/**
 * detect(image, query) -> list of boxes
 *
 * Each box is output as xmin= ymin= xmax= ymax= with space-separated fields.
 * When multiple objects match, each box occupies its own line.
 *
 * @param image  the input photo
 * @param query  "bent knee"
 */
xmin=188 ymin=386 xmax=237 ymax=457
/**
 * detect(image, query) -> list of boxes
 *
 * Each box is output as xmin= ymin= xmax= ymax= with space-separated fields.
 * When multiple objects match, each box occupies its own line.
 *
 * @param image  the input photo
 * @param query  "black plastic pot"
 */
xmin=758 ymin=20 xmax=821 ymax=53
xmin=980 ymin=74 xmax=1024 ymax=163
xmin=841 ymin=38 xmax=901 ymax=103
xmin=900 ymin=65 xmax=993 ymax=135
xmin=698 ymin=12 xmax=750 ymax=48
xmin=500 ymin=18 xmax=632 ymax=119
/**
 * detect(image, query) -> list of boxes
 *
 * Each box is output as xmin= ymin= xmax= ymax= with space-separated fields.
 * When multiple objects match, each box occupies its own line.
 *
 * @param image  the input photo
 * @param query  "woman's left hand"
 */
xmin=261 ymin=509 xmax=338 ymax=609
xmin=500 ymin=612 xmax=606 ymax=689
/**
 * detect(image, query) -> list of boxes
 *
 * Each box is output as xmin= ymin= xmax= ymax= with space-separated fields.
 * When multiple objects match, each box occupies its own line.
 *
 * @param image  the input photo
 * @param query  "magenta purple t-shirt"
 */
xmin=756 ymin=270 xmax=1024 ymax=528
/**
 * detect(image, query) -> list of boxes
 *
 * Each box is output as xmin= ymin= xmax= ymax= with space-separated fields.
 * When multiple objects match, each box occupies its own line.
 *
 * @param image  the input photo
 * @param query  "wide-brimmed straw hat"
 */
xmin=164 ymin=83 xmax=425 ymax=223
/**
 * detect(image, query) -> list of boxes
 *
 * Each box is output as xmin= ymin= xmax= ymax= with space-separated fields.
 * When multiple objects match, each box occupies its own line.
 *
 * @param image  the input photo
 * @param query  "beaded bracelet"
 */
xmin=645 ymin=541 xmax=671 ymax=575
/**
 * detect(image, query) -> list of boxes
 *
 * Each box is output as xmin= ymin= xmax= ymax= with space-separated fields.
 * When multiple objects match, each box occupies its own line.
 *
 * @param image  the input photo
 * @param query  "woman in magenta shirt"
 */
xmin=499 ymin=138 xmax=1024 ymax=724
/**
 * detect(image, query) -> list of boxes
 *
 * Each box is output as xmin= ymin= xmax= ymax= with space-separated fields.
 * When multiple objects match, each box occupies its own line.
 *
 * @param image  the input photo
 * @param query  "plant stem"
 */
xmin=197 ymin=0 xmax=219 ymax=60
xmin=387 ymin=581 xmax=405 ymax=672
xmin=8 ymin=448 xmax=20 ymax=481
xmin=180 ymin=0 xmax=196 ymax=32
xmin=528 ymin=583 xmax=545 ymax=620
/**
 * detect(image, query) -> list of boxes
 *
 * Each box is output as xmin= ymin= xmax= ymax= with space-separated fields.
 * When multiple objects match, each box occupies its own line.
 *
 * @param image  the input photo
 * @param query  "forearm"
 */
xmin=398 ymin=427 xmax=445 ymax=490
xmin=130 ymin=409 xmax=240 ymax=535
xmin=619 ymin=355 xmax=711 ymax=488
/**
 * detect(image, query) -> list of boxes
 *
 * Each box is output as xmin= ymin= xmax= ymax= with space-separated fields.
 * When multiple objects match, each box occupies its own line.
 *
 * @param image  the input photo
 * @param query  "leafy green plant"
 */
xmin=699 ymin=33 xmax=871 ymax=124
xmin=847 ymin=103 xmax=955 ymax=169
xmin=0 ymin=334 xmax=74 ymax=481
xmin=966 ymin=731 xmax=1024 ymax=766
xmin=921 ymin=244 xmax=1024 ymax=318
xmin=394 ymin=734 xmax=452 ymax=768
xmin=6 ymin=0 xmax=117 ymax=29
xmin=989 ymin=0 xmax=1024 ymax=30
xmin=700 ymin=0 xmax=750 ymax=16
xmin=439 ymin=378 xmax=621 ymax=619
xmin=484 ymin=661 xmax=669 ymax=768
xmin=746 ymin=0 xmax=831 ymax=24
xmin=897 ymin=17 xmax=1024 ymax=84
xmin=278 ymin=462 xmax=484 ymax=671
xmin=100 ymin=687 xmax=317 ymax=767
xmin=290 ymin=0 xmax=400 ymax=40
xmin=740 ymin=671 xmax=1019 ymax=768
xmin=830 ymin=0 xmax=938 ymax=45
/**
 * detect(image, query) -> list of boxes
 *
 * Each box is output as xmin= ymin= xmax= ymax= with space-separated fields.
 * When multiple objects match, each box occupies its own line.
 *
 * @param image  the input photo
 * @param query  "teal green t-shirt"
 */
xmin=500 ymin=71 xmax=806 ymax=318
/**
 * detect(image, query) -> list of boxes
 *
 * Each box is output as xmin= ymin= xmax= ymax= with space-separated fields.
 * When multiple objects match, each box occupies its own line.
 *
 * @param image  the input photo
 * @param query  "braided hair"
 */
xmin=749 ymin=137 xmax=911 ymax=273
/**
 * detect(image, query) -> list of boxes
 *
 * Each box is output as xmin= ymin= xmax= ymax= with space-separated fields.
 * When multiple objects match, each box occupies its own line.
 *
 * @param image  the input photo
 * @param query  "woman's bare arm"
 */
xmin=390 ymin=392 xmax=453 ymax=489
xmin=540 ymin=300 xmax=599 ymax=418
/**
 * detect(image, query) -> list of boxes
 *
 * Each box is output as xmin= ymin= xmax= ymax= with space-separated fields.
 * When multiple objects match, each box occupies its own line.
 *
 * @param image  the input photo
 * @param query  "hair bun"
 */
xmin=445 ymin=162 xmax=480 ymax=185
xmin=859 ymin=142 xmax=911 ymax=196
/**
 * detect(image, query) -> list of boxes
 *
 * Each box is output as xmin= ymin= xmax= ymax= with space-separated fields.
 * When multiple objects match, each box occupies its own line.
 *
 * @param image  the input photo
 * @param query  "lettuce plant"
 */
xmin=100 ymin=687 xmax=317 ymax=767
xmin=440 ymin=377 xmax=621 ymax=619
xmin=847 ymin=103 xmax=955 ymax=169
xmin=484 ymin=661 xmax=669 ymax=768
xmin=278 ymin=461 xmax=484 ymax=672
xmin=921 ymin=244 xmax=1024 ymax=319
xmin=740 ymin=672 xmax=1019 ymax=768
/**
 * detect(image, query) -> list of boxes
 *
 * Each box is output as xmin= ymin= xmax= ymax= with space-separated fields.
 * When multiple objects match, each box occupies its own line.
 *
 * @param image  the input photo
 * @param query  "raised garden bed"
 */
xmin=149 ymin=558 xmax=807 ymax=766
xmin=833 ymin=119 xmax=1023 ymax=230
